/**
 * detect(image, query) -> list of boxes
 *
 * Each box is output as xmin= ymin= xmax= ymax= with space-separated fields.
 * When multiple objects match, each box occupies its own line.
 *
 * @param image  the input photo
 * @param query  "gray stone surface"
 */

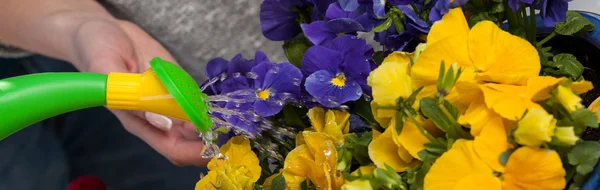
xmin=100 ymin=0 xmax=288 ymax=81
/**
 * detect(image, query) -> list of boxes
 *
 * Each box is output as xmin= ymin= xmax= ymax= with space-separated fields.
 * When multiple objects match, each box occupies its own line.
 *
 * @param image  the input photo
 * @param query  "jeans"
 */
xmin=0 ymin=55 xmax=207 ymax=190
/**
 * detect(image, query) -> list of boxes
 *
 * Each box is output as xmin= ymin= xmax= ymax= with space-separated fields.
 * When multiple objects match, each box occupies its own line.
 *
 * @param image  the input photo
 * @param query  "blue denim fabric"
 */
xmin=0 ymin=55 xmax=207 ymax=190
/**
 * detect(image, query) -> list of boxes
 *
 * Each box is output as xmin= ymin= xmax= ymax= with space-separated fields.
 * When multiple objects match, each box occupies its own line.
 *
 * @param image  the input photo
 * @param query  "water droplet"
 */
xmin=269 ymin=67 xmax=280 ymax=74
xmin=219 ymin=73 xmax=228 ymax=81
xmin=363 ymin=94 xmax=372 ymax=101
xmin=292 ymin=78 xmax=302 ymax=86
xmin=246 ymin=72 xmax=259 ymax=79
xmin=232 ymin=72 xmax=241 ymax=78
xmin=323 ymin=149 xmax=332 ymax=157
xmin=355 ymin=90 xmax=362 ymax=96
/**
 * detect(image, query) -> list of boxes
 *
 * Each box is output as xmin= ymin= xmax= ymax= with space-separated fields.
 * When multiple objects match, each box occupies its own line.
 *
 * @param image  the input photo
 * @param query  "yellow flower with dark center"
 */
xmin=195 ymin=136 xmax=261 ymax=190
xmin=514 ymin=108 xmax=557 ymax=147
xmin=282 ymin=131 xmax=345 ymax=190
xmin=425 ymin=140 xmax=566 ymax=190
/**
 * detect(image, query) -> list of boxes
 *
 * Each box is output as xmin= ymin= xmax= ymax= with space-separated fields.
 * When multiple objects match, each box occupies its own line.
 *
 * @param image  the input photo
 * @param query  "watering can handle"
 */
xmin=0 ymin=73 xmax=107 ymax=140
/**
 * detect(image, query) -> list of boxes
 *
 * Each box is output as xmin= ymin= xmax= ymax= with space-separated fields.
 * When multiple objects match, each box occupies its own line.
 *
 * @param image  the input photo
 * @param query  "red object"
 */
xmin=67 ymin=176 xmax=107 ymax=190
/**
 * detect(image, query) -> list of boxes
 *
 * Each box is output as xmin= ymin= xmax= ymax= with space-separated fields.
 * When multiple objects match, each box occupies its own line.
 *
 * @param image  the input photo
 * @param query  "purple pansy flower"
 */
xmin=302 ymin=2 xmax=376 ymax=45
xmin=301 ymin=35 xmax=374 ymax=108
xmin=251 ymin=62 xmax=303 ymax=117
xmin=374 ymin=6 xmax=430 ymax=52
xmin=260 ymin=0 xmax=313 ymax=41
xmin=429 ymin=0 xmax=468 ymax=22
xmin=533 ymin=0 xmax=571 ymax=26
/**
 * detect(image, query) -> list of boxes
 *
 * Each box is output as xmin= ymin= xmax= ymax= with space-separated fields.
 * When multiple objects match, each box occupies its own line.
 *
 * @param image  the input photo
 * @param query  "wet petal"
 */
xmin=308 ymin=107 xmax=327 ymax=132
xmin=503 ymin=147 xmax=566 ymax=190
xmin=368 ymin=52 xmax=413 ymax=106
xmin=327 ymin=18 xmax=366 ymax=33
xmin=261 ymin=62 xmax=303 ymax=94
xmin=206 ymin=57 xmax=229 ymax=78
xmin=305 ymin=70 xmax=363 ymax=108
xmin=425 ymin=140 xmax=498 ymax=189
xmin=254 ymin=99 xmax=283 ymax=117
xmin=468 ymin=21 xmax=540 ymax=85
xmin=326 ymin=2 xmax=359 ymax=19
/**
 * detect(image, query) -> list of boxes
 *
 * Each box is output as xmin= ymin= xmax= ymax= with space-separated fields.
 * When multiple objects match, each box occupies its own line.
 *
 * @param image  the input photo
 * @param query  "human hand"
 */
xmin=68 ymin=18 xmax=210 ymax=167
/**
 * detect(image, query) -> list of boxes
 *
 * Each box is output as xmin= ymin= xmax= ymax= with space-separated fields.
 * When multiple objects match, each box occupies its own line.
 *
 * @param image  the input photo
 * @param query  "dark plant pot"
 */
xmin=536 ymin=11 xmax=600 ymax=190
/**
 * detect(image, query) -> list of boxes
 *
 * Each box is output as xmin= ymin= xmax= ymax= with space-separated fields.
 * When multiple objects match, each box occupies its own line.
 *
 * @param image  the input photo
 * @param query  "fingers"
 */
xmin=112 ymin=110 xmax=210 ymax=166
xmin=116 ymin=20 xmax=179 ymax=72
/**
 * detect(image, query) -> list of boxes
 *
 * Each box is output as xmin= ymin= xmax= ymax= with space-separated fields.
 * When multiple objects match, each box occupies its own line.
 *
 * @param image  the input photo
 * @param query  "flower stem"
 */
xmin=404 ymin=109 xmax=439 ymax=144
xmin=437 ymin=98 xmax=471 ymax=139
xmin=503 ymin=0 xmax=520 ymax=31
xmin=537 ymin=32 xmax=556 ymax=47
xmin=529 ymin=7 xmax=537 ymax=44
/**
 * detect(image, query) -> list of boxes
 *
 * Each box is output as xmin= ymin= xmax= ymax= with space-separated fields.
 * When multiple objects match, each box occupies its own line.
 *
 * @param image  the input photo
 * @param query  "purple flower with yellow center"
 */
xmin=301 ymin=2 xmax=376 ymax=45
xmin=301 ymin=35 xmax=374 ymax=108
xmin=251 ymin=61 xmax=303 ymax=116
xmin=533 ymin=0 xmax=571 ymax=26
xmin=429 ymin=0 xmax=468 ymax=22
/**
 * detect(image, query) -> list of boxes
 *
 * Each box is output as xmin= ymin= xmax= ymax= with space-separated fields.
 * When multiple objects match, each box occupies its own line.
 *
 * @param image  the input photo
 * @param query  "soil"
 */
xmin=541 ymin=34 xmax=600 ymax=140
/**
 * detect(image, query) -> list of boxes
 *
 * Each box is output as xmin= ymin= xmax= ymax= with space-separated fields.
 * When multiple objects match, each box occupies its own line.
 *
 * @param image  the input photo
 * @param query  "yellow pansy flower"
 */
xmin=473 ymin=115 xmax=509 ymax=172
xmin=556 ymin=85 xmax=584 ymax=113
xmin=589 ymin=96 xmax=600 ymax=123
xmin=502 ymin=147 xmax=566 ymax=190
xmin=341 ymin=180 xmax=373 ymax=190
xmin=515 ymin=108 xmax=557 ymax=147
xmin=195 ymin=136 xmax=261 ymax=190
xmin=305 ymin=107 xmax=350 ymax=145
xmin=425 ymin=140 xmax=566 ymax=190
xmin=554 ymin=126 xmax=579 ymax=145
xmin=282 ymin=131 xmax=344 ymax=190
xmin=368 ymin=52 xmax=413 ymax=122
xmin=349 ymin=164 xmax=377 ymax=176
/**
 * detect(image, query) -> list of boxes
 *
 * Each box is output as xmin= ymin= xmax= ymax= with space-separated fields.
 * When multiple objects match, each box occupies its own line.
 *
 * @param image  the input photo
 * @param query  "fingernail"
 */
xmin=145 ymin=112 xmax=172 ymax=131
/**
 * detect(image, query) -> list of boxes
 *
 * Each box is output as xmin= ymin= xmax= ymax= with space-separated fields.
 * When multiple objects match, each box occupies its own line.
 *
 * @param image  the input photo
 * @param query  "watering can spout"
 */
xmin=106 ymin=68 xmax=190 ymax=121
xmin=0 ymin=57 xmax=212 ymax=141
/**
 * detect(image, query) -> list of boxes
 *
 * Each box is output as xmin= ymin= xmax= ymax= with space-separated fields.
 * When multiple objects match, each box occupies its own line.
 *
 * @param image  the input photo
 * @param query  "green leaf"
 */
xmin=352 ymin=96 xmax=378 ymax=125
xmin=572 ymin=108 xmax=599 ymax=134
xmin=415 ymin=160 xmax=432 ymax=189
xmin=417 ymin=149 xmax=439 ymax=161
xmin=550 ymin=53 xmax=585 ymax=80
xmin=420 ymin=98 xmax=459 ymax=138
xmin=499 ymin=149 xmax=514 ymax=166
xmin=568 ymin=141 xmax=600 ymax=175
xmin=490 ymin=3 xmax=504 ymax=13
xmin=268 ymin=175 xmax=287 ymax=190
xmin=300 ymin=180 xmax=317 ymax=190
xmin=282 ymin=105 xmax=308 ymax=128
xmin=283 ymin=37 xmax=312 ymax=68
xmin=395 ymin=110 xmax=405 ymax=137
xmin=424 ymin=141 xmax=447 ymax=154
xmin=555 ymin=11 xmax=595 ymax=36
xmin=538 ymin=46 xmax=554 ymax=66
xmin=374 ymin=18 xmax=393 ymax=32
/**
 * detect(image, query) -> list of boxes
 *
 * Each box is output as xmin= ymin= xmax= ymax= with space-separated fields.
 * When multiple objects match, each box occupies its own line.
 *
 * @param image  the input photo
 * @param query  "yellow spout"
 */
xmin=106 ymin=68 xmax=190 ymax=121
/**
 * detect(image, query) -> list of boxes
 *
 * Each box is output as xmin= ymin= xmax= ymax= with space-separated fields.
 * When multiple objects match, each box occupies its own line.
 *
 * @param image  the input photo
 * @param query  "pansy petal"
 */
xmin=308 ymin=107 xmax=326 ymax=132
xmin=571 ymin=80 xmax=594 ymax=94
xmin=255 ymin=51 xmax=270 ymax=64
xmin=326 ymin=2 xmax=359 ymax=19
xmin=503 ymin=147 xmax=566 ymax=190
xmin=301 ymin=46 xmax=343 ymax=75
xmin=311 ymin=0 xmax=336 ymax=17
xmin=327 ymin=18 xmax=366 ymax=33
xmin=458 ymin=97 xmax=496 ymax=137
xmin=206 ymin=57 xmax=229 ymax=78
xmin=373 ymin=0 xmax=387 ymax=17
xmin=427 ymin=7 xmax=469 ymax=46
xmin=371 ymin=101 xmax=393 ymax=127
xmin=220 ymin=76 xmax=251 ymax=94
xmin=228 ymin=54 xmax=255 ymax=75
xmin=263 ymin=62 xmax=303 ymax=93
xmin=337 ymin=0 xmax=361 ymax=12
xmin=283 ymin=145 xmax=311 ymax=189
xmin=254 ymin=99 xmax=284 ymax=117
xmin=468 ymin=21 xmax=540 ymax=85
xmin=474 ymin=116 xmax=508 ymax=172
xmin=398 ymin=119 xmax=434 ymax=160
xmin=251 ymin=61 xmax=273 ymax=89
xmin=260 ymin=0 xmax=302 ymax=41
xmin=388 ymin=0 xmax=412 ymax=5
xmin=526 ymin=76 xmax=566 ymax=101
xmin=425 ymin=140 xmax=497 ymax=190
xmin=412 ymin=35 xmax=473 ymax=88
xmin=330 ymin=35 xmax=372 ymax=58
xmin=368 ymin=127 xmax=419 ymax=172
xmin=481 ymin=83 xmax=531 ymax=120
xmin=302 ymin=21 xmax=337 ymax=45
xmin=305 ymin=70 xmax=363 ymax=107
xmin=455 ymin=173 xmax=502 ymax=190
xmin=368 ymin=53 xmax=413 ymax=106
xmin=398 ymin=6 xmax=429 ymax=30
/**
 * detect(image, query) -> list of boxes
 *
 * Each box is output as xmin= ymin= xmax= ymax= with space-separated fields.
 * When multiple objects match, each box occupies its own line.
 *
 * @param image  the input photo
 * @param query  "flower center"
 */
xmin=256 ymin=89 xmax=270 ymax=100
xmin=331 ymin=73 xmax=347 ymax=87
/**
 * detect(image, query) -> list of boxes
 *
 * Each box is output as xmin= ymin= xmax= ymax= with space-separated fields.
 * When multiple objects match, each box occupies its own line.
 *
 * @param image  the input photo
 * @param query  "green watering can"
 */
xmin=0 ymin=57 xmax=213 ymax=140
